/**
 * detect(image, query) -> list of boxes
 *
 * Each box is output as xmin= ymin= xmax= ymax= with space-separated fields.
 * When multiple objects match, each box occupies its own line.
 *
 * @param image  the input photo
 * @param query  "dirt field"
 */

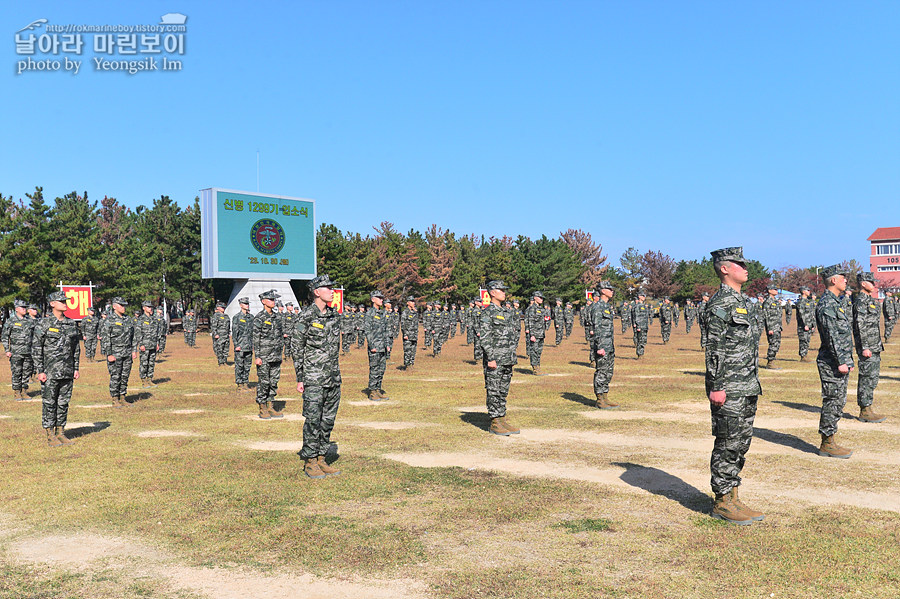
xmin=2 ymin=320 xmax=899 ymax=598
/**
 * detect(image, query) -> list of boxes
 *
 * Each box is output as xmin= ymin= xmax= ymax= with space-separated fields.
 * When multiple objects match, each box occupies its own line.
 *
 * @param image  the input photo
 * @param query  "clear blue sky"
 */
xmin=4 ymin=1 xmax=898 ymax=271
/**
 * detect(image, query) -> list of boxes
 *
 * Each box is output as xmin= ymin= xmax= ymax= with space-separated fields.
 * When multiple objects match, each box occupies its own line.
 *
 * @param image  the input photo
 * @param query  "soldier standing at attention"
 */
xmin=341 ymin=304 xmax=355 ymax=355
xmin=673 ymin=301 xmax=680 ymax=329
xmin=365 ymin=290 xmax=391 ymax=400
xmin=33 ymin=291 xmax=81 ymax=447
xmin=136 ymin=301 xmax=160 ymax=388
xmin=784 ymin=298 xmax=792 ymax=325
xmin=795 ymin=287 xmax=815 ymax=362
xmin=2 ymin=299 xmax=35 ymax=400
xmin=355 ymin=304 xmax=366 ymax=349
xmin=589 ymin=281 xmax=618 ymax=409
xmin=658 ymin=297 xmax=673 ymax=344
xmin=401 ymin=296 xmax=419 ymax=371
xmin=211 ymin=301 xmax=230 ymax=366
xmin=852 ymin=272 xmax=887 ymax=423
xmin=883 ymin=291 xmax=897 ymax=343
xmin=564 ymin=302 xmax=574 ymax=338
xmin=155 ymin=306 xmax=168 ymax=355
xmin=480 ymin=281 xmax=520 ymax=436
xmin=422 ymin=302 xmax=434 ymax=349
xmin=698 ymin=292 xmax=711 ymax=347
xmin=232 ymin=298 xmax=253 ymax=391
xmin=293 ymin=275 xmax=343 ymax=479
xmin=583 ymin=293 xmax=596 ymax=365
xmin=553 ymin=298 xmax=565 ymax=345
xmin=103 ymin=297 xmax=137 ymax=408
xmin=449 ymin=304 xmax=458 ymax=339
xmin=282 ymin=302 xmax=296 ymax=361
xmin=25 ymin=304 xmax=40 ymax=381
xmin=81 ymin=306 xmax=99 ymax=361
xmin=253 ymin=290 xmax=285 ymax=420
xmin=524 ymin=291 xmax=549 ymax=375
xmin=762 ymin=285 xmax=783 ymax=369
xmin=705 ymin=247 xmax=764 ymax=525
xmin=815 ymin=265 xmax=855 ymax=459
xmin=631 ymin=291 xmax=650 ymax=359
xmin=183 ymin=308 xmax=197 ymax=347
xmin=684 ymin=300 xmax=695 ymax=333
xmin=383 ymin=299 xmax=395 ymax=362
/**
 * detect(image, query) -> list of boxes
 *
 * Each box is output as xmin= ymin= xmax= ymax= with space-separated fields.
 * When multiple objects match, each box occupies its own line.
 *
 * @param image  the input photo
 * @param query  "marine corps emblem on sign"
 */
xmin=250 ymin=219 xmax=286 ymax=255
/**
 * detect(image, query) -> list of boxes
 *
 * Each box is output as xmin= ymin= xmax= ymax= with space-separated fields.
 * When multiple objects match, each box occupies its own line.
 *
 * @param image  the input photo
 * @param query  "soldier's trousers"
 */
xmin=368 ymin=350 xmax=387 ymax=391
xmin=565 ymin=322 xmax=573 ymax=337
xmin=817 ymin=359 xmax=848 ymax=436
xmin=356 ymin=330 xmax=364 ymax=348
xmin=107 ymin=356 xmax=132 ymax=397
xmin=633 ymin=329 xmax=647 ymax=356
xmin=25 ymin=356 xmax=35 ymax=377
xmin=661 ymin=323 xmax=671 ymax=343
xmin=301 ymin=384 xmax=341 ymax=459
xmin=234 ymin=350 xmax=252 ymax=385
xmin=700 ymin=326 xmax=708 ymax=348
xmin=797 ymin=328 xmax=812 ymax=357
xmin=449 ymin=324 xmax=456 ymax=338
xmin=283 ymin=339 xmax=292 ymax=361
xmin=214 ymin=339 xmax=230 ymax=364
xmin=886 ymin=318 xmax=896 ymax=341
xmin=256 ymin=359 xmax=281 ymax=404
xmin=424 ymin=329 xmax=432 ymax=348
xmin=857 ymin=353 xmax=881 ymax=408
xmin=9 ymin=356 xmax=29 ymax=390
xmin=555 ymin=323 xmax=564 ymax=345
xmin=466 ymin=327 xmax=473 ymax=345
xmin=41 ymin=377 xmax=73 ymax=428
xmin=686 ymin=318 xmax=694 ymax=333
xmin=474 ymin=341 xmax=483 ymax=362
xmin=159 ymin=333 xmax=167 ymax=352
xmin=139 ymin=348 xmax=157 ymax=379
xmin=341 ymin=332 xmax=351 ymax=353
xmin=592 ymin=353 xmax=615 ymax=394
xmin=483 ymin=359 xmax=512 ymax=418
xmin=433 ymin=335 xmax=444 ymax=356
xmin=766 ymin=330 xmax=782 ymax=360
xmin=528 ymin=337 xmax=544 ymax=367
xmin=620 ymin=319 xmax=627 ymax=334
xmin=85 ymin=338 xmax=97 ymax=359
xmin=403 ymin=338 xmax=417 ymax=366
xmin=710 ymin=395 xmax=757 ymax=495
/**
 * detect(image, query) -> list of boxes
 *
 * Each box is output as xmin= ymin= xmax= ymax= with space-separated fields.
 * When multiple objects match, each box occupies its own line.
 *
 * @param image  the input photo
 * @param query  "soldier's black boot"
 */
xmin=45 ymin=428 xmax=62 ymax=448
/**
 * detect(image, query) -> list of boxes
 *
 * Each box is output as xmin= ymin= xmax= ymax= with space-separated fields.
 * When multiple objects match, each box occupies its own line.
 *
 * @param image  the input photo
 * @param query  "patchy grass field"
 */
xmin=2 ymin=321 xmax=900 ymax=598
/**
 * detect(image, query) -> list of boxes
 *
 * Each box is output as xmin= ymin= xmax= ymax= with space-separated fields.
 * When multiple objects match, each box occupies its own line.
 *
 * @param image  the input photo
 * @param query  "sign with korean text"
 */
xmin=330 ymin=288 xmax=344 ymax=314
xmin=62 ymin=285 xmax=93 ymax=320
xmin=200 ymin=188 xmax=316 ymax=281
xmin=479 ymin=289 xmax=490 ymax=306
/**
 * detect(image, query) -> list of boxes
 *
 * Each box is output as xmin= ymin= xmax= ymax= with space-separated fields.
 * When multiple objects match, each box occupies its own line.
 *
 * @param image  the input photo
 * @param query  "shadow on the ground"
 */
xmin=459 ymin=411 xmax=491 ymax=432
xmin=67 ymin=421 xmax=111 ymax=439
xmin=681 ymin=371 xmax=705 ymax=377
xmin=677 ymin=348 xmax=703 ymax=353
xmin=753 ymin=427 xmax=821 ymax=455
xmin=773 ymin=400 xmax=820 ymax=414
xmin=153 ymin=377 xmax=171 ymax=384
xmin=612 ymin=462 xmax=709 ymax=514
xmin=514 ymin=368 xmax=534 ymax=376
xmin=561 ymin=392 xmax=595 ymax=407
xmin=569 ymin=361 xmax=592 ymax=367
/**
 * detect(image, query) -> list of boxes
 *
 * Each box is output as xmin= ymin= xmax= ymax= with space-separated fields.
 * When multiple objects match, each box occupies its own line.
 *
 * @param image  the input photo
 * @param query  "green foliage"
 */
xmin=555 ymin=518 xmax=614 ymax=533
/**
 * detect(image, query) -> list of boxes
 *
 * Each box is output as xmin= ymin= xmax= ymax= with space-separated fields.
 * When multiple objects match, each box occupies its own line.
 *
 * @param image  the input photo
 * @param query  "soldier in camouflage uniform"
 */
xmin=401 ymin=297 xmax=419 ymax=370
xmin=761 ymin=285 xmax=783 ymax=368
xmin=253 ymin=290 xmax=285 ymax=419
xmin=102 ymin=297 xmax=137 ymax=408
xmin=33 ymin=291 xmax=81 ymax=447
xmin=853 ymin=272 xmax=887 ymax=423
xmin=434 ymin=303 xmax=451 ymax=357
xmin=784 ymin=299 xmax=792 ymax=325
xmin=658 ymin=297 xmax=673 ymax=344
xmin=136 ymin=300 xmax=161 ymax=387
xmin=524 ymin=291 xmax=550 ymax=375
xmin=631 ymin=292 xmax=651 ymax=359
xmin=589 ymin=282 xmax=618 ymax=409
xmin=884 ymin=291 xmax=897 ymax=342
xmin=698 ymin=292 xmax=711 ymax=347
xmin=705 ymin=247 xmax=764 ymax=525
xmin=341 ymin=304 xmax=355 ymax=354
xmin=293 ymin=275 xmax=343 ymax=479
xmin=2 ymin=299 xmax=35 ymax=399
xmin=684 ymin=300 xmax=696 ymax=333
xmin=156 ymin=306 xmax=168 ymax=354
xmin=465 ymin=301 xmax=475 ymax=345
xmin=355 ymin=304 xmax=365 ymax=349
xmin=480 ymin=281 xmax=520 ymax=436
xmin=472 ymin=299 xmax=485 ymax=362
xmin=619 ymin=299 xmax=630 ymax=334
xmin=795 ymin=286 xmax=815 ymax=361
xmin=449 ymin=304 xmax=457 ymax=338
xmin=81 ymin=306 xmax=100 ymax=360
xmin=384 ymin=300 xmax=395 ymax=361
xmin=211 ymin=301 xmax=231 ymax=366
xmin=422 ymin=303 xmax=434 ymax=349
xmin=282 ymin=302 xmax=296 ymax=361
xmin=365 ymin=290 xmax=391 ymax=400
xmin=815 ymin=265 xmax=855 ymax=458
xmin=673 ymin=301 xmax=680 ymax=329
xmin=553 ymin=298 xmax=565 ymax=345
xmin=564 ymin=302 xmax=574 ymax=338
xmin=232 ymin=298 xmax=253 ymax=391
xmin=25 ymin=304 xmax=40 ymax=381
xmin=459 ymin=303 xmax=468 ymax=339
xmin=583 ymin=293 xmax=596 ymax=365
xmin=182 ymin=308 xmax=197 ymax=347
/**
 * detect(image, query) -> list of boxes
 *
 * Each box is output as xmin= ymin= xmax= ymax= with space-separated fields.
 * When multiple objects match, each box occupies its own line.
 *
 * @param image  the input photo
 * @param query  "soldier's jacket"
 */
xmin=658 ymin=304 xmax=673 ymax=324
xmin=364 ymin=306 xmax=390 ymax=351
xmin=524 ymin=304 xmax=550 ymax=338
xmin=232 ymin=312 xmax=253 ymax=352
xmin=81 ymin=314 xmax=100 ymax=338
xmin=450 ymin=308 xmax=458 ymax=325
xmin=514 ymin=306 xmax=523 ymax=330
xmin=437 ymin=310 xmax=450 ymax=332
xmin=588 ymin=299 xmax=616 ymax=354
xmin=423 ymin=309 xmax=435 ymax=332
xmin=155 ymin=314 xmax=167 ymax=342
xmin=704 ymin=284 xmax=762 ymax=398
xmin=282 ymin=312 xmax=296 ymax=341
xmin=135 ymin=313 xmax=161 ymax=349
xmin=796 ymin=297 xmax=815 ymax=329
xmin=816 ymin=290 xmax=854 ymax=368
xmin=292 ymin=304 xmax=342 ymax=387
xmin=564 ymin=306 xmax=574 ymax=324
xmin=32 ymin=316 xmax=81 ymax=379
xmin=582 ymin=303 xmax=594 ymax=330
xmin=101 ymin=313 xmax=137 ymax=358
xmin=554 ymin=306 xmax=565 ymax=325
xmin=784 ymin=302 xmax=792 ymax=322
xmin=884 ymin=297 xmax=898 ymax=321
xmin=630 ymin=302 xmax=650 ymax=330
xmin=341 ymin=311 xmax=354 ymax=333
xmin=852 ymin=293 xmax=883 ymax=355
xmin=479 ymin=303 xmax=518 ymax=366
xmin=252 ymin=309 xmax=283 ymax=361
xmin=210 ymin=312 xmax=231 ymax=339
xmin=1 ymin=313 xmax=35 ymax=355
xmin=401 ymin=308 xmax=419 ymax=340
xmin=355 ymin=311 xmax=365 ymax=331
xmin=183 ymin=313 xmax=197 ymax=332
xmin=762 ymin=297 xmax=783 ymax=332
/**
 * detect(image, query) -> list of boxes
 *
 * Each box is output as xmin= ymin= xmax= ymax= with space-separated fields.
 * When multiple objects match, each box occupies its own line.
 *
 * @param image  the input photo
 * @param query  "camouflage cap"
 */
xmin=820 ymin=264 xmax=848 ymax=281
xmin=532 ymin=290 xmax=544 ymax=299
xmin=710 ymin=247 xmax=746 ymax=265
xmin=275 ymin=301 xmax=284 ymax=307
xmin=216 ymin=301 xmax=227 ymax=308
xmin=766 ymin=284 xmax=777 ymax=291
xmin=259 ymin=289 xmax=279 ymax=301
xmin=858 ymin=271 xmax=875 ymax=283
xmin=486 ymin=280 xmax=509 ymax=291
xmin=637 ymin=289 xmax=647 ymax=297
xmin=13 ymin=299 xmax=28 ymax=308
xmin=308 ymin=274 xmax=335 ymax=291
xmin=286 ymin=302 xmax=293 ymax=307
xmin=513 ymin=299 xmax=520 ymax=304
xmin=111 ymin=296 xmax=128 ymax=306
xmin=142 ymin=300 xmax=154 ymax=308
xmin=370 ymin=290 xmax=385 ymax=299
xmin=406 ymin=296 xmax=416 ymax=302
xmin=433 ymin=301 xmax=441 ymax=307
xmin=799 ymin=286 xmax=810 ymax=292
xmin=599 ymin=281 xmax=614 ymax=291
xmin=28 ymin=304 xmax=38 ymax=310
xmin=701 ymin=291 xmax=710 ymax=298
xmin=384 ymin=298 xmax=393 ymax=305
xmin=88 ymin=305 xmax=96 ymax=312
xmin=48 ymin=290 xmax=67 ymax=303
xmin=238 ymin=297 xmax=250 ymax=305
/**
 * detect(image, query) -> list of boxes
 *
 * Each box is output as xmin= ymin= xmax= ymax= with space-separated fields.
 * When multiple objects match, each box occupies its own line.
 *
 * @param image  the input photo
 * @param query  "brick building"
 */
xmin=868 ymin=227 xmax=900 ymax=292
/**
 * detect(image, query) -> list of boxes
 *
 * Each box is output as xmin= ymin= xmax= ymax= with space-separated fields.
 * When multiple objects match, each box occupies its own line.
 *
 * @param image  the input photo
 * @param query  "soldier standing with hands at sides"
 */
xmin=136 ymin=300 xmax=160 ymax=388
xmin=33 ymin=291 xmax=81 ymax=447
xmin=401 ymin=296 xmax=419 ymax=371
xmin=524 ymin=291 xmax=549 ymax=375
xmin=253 ymin=290 xmax=284 ymax=420
xmin=795 ymin=286 xmax=815 ymax=362
xmin=364 ymin=290 xmax=391 ymax=401
xmin=232 ymin=298 xmax=253 ymax=391
xmin=698 ymin=291 xmax=711 ymax=347
xmin=211 ymin=301 xmax=230 ymax=366
xmin=884 ymin=291 xmax=897 ymax=343
xmin=705 ymin=248 xmax=764 ymax=525
xmin=853 ymin=272 xmax=886 ymax=424
xmin=480 ymin=281 xmax=520 ymax=436
xmin=815 ymin=265 xmax=855 ymax=458
xmin=293 ymin=275 xmax=343 ymax=479
xmin=155 ymin=306 xmax=168 ymax=355
xmin=2 ymin=299 xmax=35 ymax=400
xmin=630 ymin=291 xmax=650 ymax=359
xmin=81 ymin=306 xmax=99 ymax=361
xmin=589 ymin=281 xmax=618 ymax=409
xmin=103 ymin=297 xmax=137 ymax=408
xmin=553 ymin=298 xmax=565 ymax=345
xmin=658 ymin=297 xmax=673 ymax=344
xmin=762 ymin=285 xmax=783 ymax=369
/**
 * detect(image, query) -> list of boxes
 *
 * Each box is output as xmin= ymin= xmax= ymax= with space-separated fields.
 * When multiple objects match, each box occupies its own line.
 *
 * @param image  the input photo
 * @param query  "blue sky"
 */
xmin=4 ymin=1 xmax=898 ymax=271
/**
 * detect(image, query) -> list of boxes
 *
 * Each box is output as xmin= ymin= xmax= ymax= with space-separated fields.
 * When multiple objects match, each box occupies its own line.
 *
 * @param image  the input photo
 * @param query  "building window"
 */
xmin=878 ymin=265 xmax=900 ymax=272
xmin=875 ymin=244 xmax=900 ymax=255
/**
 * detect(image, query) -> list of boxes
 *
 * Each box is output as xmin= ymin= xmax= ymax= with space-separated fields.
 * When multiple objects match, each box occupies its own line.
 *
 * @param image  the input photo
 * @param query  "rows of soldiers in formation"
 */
xmin=4 ymin=263 xmax=899 ymax=510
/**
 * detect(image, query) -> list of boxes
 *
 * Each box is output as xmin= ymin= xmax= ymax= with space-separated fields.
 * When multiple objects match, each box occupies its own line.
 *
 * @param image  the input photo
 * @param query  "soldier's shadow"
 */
xmin=880 ymin=375 xmax=900 ymax=382
xmin=560 ymin=392 xmax=595 ymax=407
xmin=67 ymin=421 xmax=111 ymax=439
xmin=568 ymin=361 xmax=592 ymax=367
xmin=153 ymin=377 xmax=171 ymax=384
xmin=753 ymin=427 xmax=820 ymax=455
xmin=271 ymin=400 xmax=287 ymax=413
xmin=612 ymin=462 xmax=708 ymax=514
xmin=513 ymin=368 xmax=533 ymax=376
xmin=773 ymin=400 xmax=820 ymax=414
xmin=681 ymin=371 xmax=704 ymax=377
xmin=677 ymin=348 xmax=703 ymax=353
xmin=459 ymin=411 xmax=491 ymax=432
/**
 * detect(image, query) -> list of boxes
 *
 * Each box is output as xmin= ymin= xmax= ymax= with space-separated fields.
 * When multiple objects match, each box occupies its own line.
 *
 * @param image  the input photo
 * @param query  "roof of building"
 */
xmin=868 ymin=227 xmax=900 ymax=242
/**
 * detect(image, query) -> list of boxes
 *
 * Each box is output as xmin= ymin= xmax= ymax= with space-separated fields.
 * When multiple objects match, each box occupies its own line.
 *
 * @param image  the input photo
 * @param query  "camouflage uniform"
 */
xmin=2 ymin=302 xmax=35 ymax=395
xmin=630 ymin=299 xmax=651 ymax=357
xmin=784 ymin=301 xmax=792 ymax=325
xmin=588 ymin=294 xmax=616 ymax=396
xmin=524 ymin=294 xmax=550 ymax=369
xmin=449 ymin=306 xmax=457 ymax=338
xmin=472 ymin=302 xmax=485 ymax=361
xmin=852 ymin=276 xmax=883 ymax=411
xmin=816 ymin=285 xmax=854 ymax=438
xmin=365 ymin=293 xmax=390 ymax=396
xmin=253 ymin=297 xmax=283 ymax=407
xmin=32 ymin=301 xmax=81 ymax=430
xmin=423 ymin=305 xmax=434 ymax=348
xmin=135 ymin=303 xmax=161 ymax=383
xmin=564 ymin=303 xmax=574 ymax=337
xmin=401 ymin=301 xmax=419 ymax=368
xmin=210 ymin=305 xmax=231 ymax=365
xmin=156 ymin=308 xmax=168 ymax=353
xmin=102 ymin=300 xmax=137 ymax=401
xmin=658 ymin=301 xmax=673 ymax=343
xmin=183 ymin=310 xmax=197 ymax=346
xmin=583 ymin=298 xmax=596 ymax=364
xmin=760 ymin=293 xmax=782 ymax=362
xmin=232 ymin=304 xmax=253 ymax=387
xmin=480 ymin=285 xmax=518 ymax=420
xmin=795 ymin=291 xmax=816 ymax=359
xmin=673 ymin=303 xmax=680 ymax=328
xmin=884 ymin=293 xmax=897 ymax=342
xmin=282 ymin=305 xmax=296 ymax=360
xmin=81 ymin=310 xmax=100 ymax=359
xmin=620 ymin=301 xmax=630 ymax=334
xmin=355 ymin=308 xmax=365 ymax=348
xmin=432 ymin=305 xmax=448 ymax=357
xmin=698 ymin=296 xmax=710 ymax=347
xmin=339 ymin=306 xmax=353 ymax=354
xmin=553 ymin=300 xmax=565 ymax=345
xmin=465 ymin=303 xmax=475 ymax=345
